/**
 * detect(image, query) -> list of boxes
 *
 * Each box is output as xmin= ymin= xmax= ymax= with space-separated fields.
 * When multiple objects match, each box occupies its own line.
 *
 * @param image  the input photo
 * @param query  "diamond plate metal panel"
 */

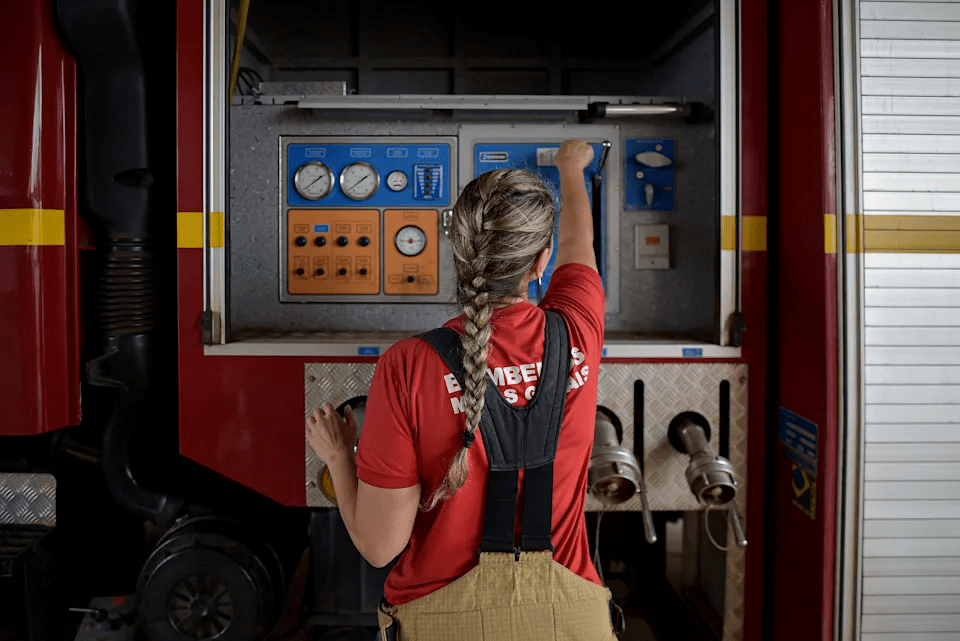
xmin=586 ymin=363 xmax=749 ymax=513
xmin=304 ymin=363 xmax=377 ymax=508
xmin=0 ymin=473 xmax=56 ymax=526
xmin=304 ymin=362 xmax=750 ymax=514
xmin=724 ymin=532 xmax=746 ymax=641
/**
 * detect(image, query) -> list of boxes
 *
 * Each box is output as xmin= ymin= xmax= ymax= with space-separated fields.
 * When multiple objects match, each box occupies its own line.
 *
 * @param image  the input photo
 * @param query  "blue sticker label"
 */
xmin=779 ymin=408 xmax=818 ymax=475
xmin=358 ymin=346 xmax=380 ymax=356
xmin=479 ymin=151 xmax=509 ymax=162
xmin=304 ymin=148 xmax=326 ymax=157
xmin=350 ymin=148 xmax=372 ymax=158
xmin=602 ymin=347 xmax=607 ymax=357
xmin=418 ymin=148 xmax=440 ymax=158
xmin=387 ymin=148 xmax=408 ymax=158
xmin=682 ymin=348 xmax=703 ymax=358
xmin=314 ymin=224 xmax=330 ymax=233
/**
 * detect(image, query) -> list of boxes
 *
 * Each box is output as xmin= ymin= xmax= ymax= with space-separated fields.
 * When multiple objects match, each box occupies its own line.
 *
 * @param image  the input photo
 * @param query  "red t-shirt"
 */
xmin=356 ymin=263 xmax=605 ymax=605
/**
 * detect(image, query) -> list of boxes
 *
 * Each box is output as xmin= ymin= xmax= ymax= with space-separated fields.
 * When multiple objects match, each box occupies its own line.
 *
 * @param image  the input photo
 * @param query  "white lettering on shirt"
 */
xmin=571 ymin=347 xmax=586 ymax=367
xmin=443 ymin=346 xmax=590 ymax=415
xmin=444 ymin=373 xmax=461 ymax=393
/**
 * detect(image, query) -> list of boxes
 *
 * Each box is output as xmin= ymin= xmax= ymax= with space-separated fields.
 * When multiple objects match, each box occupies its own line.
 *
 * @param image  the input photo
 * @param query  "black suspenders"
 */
xmin=417 ymin=311 xmax=570 ymax=558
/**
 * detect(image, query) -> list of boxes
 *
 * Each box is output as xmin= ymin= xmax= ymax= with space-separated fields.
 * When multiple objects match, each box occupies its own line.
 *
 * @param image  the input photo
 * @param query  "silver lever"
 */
xmin=637 ymin=475 xmax=657 ymax=544
xmin=728 ymin=504 xmax=748 ymax=548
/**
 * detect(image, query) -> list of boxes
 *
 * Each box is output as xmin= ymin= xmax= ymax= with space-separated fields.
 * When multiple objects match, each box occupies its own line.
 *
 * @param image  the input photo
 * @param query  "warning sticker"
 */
xmin=791 ymin=464 xmax=816 ymax=520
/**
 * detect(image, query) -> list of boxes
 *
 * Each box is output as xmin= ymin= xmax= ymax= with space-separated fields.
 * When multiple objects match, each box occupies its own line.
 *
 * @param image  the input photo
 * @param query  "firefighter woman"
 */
xmin=306 ymin=139 xmax=619 ymax=640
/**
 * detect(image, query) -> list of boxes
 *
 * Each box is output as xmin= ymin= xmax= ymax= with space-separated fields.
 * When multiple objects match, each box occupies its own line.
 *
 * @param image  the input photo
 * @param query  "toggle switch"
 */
xmin=644 ymin=183 xmax=655 ymax=207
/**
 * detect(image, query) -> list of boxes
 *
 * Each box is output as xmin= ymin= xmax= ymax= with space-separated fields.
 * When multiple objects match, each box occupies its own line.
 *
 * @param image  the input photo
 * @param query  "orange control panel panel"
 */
xmin=287 ymin=210 xmax=380 ymax=295
xmin=384 ymin=210 xmax=439 ymax=295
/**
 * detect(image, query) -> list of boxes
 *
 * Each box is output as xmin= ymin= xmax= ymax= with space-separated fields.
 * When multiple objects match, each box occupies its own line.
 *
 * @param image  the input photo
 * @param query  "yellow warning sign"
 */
xmin=791 ymin=464 xmax=816 ymax=520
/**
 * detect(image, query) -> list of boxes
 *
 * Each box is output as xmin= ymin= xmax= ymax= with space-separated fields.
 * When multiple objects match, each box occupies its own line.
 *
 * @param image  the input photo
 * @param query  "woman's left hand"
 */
xmin=306 ymin=403 xmax=358 ymax=464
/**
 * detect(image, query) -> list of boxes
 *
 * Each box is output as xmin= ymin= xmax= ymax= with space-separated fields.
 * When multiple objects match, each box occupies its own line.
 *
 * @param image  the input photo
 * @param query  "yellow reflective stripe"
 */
xmin=825 ymin=214 xmax=838 ymax=254
xmin=865 ymin=229 xmax=960 ymax=253
xmin=0 ymin=209 xmax=65 ymax=246
xmin=721 ymin=216 xmax=736 ymax=250
xmin=742 ymin=216 xmax=766 ymax=251
xmin=847 ymin=213 xmax=863 ymax=254
xmin=830 ymin=214 xmax=960 ymax=253
xmin=177 ymin=211 xmax=224 ymax=248
xmin=721 ymin=216 xmax=766 ymax=251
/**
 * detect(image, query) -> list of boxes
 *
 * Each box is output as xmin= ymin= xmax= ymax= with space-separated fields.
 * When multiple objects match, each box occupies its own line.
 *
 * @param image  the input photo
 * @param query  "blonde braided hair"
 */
xmin=421 ymin=169 xmax=556 ymax=511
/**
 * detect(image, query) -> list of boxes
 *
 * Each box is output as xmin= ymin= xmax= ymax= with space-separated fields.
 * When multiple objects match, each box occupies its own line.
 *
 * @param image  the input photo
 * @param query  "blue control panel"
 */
xmin=287 ymin=142 xmax=451 ymax=207
xmin=624 ymin=139 xmax=675 ymax=211
xmin=473 ymin=143 xmax=607 ymax=299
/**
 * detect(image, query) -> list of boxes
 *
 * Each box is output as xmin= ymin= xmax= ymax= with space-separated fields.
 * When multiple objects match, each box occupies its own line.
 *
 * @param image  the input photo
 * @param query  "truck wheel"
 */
xmin=137 ymin=517 xmax=283 ymax=641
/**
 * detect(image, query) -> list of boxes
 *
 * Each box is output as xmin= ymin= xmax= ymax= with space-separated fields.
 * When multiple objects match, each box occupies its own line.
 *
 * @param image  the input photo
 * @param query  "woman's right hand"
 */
xmin=553 ymin=139 xmax=594 ymax=173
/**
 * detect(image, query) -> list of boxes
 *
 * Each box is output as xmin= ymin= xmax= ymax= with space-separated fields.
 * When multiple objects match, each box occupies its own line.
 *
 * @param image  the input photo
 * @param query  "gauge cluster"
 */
xmin=281 ymin=137 xmax=455 ymax=302
xmin=286 ymin=141 xmax=450 ymax=208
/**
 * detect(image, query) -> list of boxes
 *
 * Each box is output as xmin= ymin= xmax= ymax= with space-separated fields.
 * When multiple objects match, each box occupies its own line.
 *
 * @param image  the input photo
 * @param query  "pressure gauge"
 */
xmin=293 ymin=161 xmax=334 ymax=200
xmin=395 ymin=225 xmax=427 ymax=256
xmin=339 ymin=162 xmax=380 ymax=200
xmin=386 ymin=170 xmax=408 ymax=192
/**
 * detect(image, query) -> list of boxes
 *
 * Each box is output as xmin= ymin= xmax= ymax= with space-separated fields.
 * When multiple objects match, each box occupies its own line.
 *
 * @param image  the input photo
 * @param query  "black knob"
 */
xmin=406 ymin=275 xmax=415 ymax=283
xmin=358 ymin=236 xmax=370 ymax=247
xmin=315 ymin=268 xmax=324 ymax=276
xmin=336 ymin=236 xmax=349 ymax=247
xmin=295 ymin=267 xmax=305 ymax=276
xmin=295 ymin=236 xmax=307 ymax=247
xmin=338 ymin=268 xmax=347 ymax=276
xmin=359 ymin=268 xmax=368 ymax=275
xmin=314 ymin=236 xmax=326 ymax=247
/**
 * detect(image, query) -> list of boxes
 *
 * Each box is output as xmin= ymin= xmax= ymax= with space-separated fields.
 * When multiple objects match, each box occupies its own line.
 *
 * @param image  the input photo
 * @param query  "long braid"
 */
xmin=421 ymin=168 xmax=556 ymax=511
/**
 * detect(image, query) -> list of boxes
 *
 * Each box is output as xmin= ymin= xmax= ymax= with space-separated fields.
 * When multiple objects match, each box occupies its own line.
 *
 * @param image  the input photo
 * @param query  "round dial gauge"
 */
xmin=339 ymin=162 xmax=380 ymax=200
xmin=386 ymin=170 xmax=408 ymax=192
xmin=395 ymin=225 xmax=427 ymax=257
xmin=293 ymin=161 xmax=334 ymax=200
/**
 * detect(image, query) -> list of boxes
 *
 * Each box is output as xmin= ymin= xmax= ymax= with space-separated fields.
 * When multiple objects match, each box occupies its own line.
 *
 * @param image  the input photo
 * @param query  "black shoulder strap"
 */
xmin=417 ymin=311 xmax=570 ymax=554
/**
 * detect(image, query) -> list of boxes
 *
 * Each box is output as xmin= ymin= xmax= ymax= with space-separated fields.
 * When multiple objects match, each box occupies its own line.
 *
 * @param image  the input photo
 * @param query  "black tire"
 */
xmin=137 ymin=517 xmax=284 ymax=641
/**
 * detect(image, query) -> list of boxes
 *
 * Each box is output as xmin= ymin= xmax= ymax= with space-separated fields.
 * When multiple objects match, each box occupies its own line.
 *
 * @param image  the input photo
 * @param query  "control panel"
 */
xmin=625 ymin=139 xmax=675 ymax=211
xmin=384 ymin=209 xmax=439 ymax=295
xmin=471 ymin=141 xmax=609 ymax=299
xmin=287 ymin=210 xmax=380 ymax=295
xmin=280 ymin=137 xmax=456 ymax=302
xmin=458 ymin=124 xmax=622 ymax=314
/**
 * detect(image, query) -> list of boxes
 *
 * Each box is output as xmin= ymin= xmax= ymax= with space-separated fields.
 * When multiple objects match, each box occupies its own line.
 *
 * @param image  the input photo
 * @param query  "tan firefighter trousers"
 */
xmin=378 ymin=550 xmax=619 ymax=641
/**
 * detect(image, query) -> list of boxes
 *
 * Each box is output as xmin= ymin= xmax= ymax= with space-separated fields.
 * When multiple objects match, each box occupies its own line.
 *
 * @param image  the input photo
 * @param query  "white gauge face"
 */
xmin=395 ymin=225 xmax=427 ymax=257
xmin=386 ymin=170 xmax=408 ymax=192
xmin=294 ymin=162 xmax=333 ymax=200
xmin=339 ymin=162 xmax=380 ymax=200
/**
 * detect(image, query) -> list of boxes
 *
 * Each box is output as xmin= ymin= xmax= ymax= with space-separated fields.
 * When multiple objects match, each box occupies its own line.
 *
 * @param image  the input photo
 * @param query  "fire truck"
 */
xmin=2 ymin=1 xmax=958 ymax=640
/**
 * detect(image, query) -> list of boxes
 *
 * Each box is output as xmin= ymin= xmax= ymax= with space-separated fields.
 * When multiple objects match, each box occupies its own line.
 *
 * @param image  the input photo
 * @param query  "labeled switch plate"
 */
xmin=635 ymin=224 xmax=670 ymax=269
